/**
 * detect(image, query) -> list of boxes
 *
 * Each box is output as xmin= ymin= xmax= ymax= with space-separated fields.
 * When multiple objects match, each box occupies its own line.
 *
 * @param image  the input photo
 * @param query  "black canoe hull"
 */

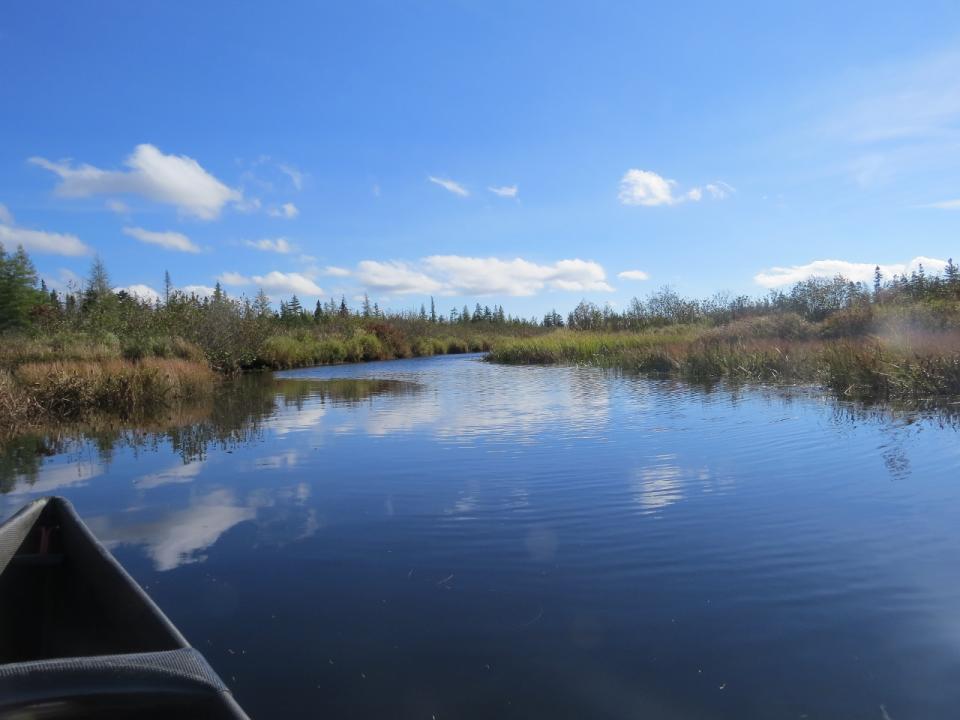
xmin=0 ymin=497 xmax=251 ymax=719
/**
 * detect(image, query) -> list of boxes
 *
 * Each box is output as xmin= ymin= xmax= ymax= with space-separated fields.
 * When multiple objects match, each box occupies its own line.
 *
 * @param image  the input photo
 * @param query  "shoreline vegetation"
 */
xmin=2 ymin=244 xmax=960 ymax=433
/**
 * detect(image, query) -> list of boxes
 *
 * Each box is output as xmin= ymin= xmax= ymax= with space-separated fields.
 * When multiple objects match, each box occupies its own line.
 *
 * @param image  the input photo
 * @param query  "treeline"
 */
xmin=553 ymin=261 xmax=960 ymax=331
xmin=0 ymin=247 xmax=541 ymax=374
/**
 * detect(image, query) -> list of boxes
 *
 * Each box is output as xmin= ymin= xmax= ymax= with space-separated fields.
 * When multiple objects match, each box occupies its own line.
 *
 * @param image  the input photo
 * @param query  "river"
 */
xmin=3 ymin=354 xmax=960 ymax=719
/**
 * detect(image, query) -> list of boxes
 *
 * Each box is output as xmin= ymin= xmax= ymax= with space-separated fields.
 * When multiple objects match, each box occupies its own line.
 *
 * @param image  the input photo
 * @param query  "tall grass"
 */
xmin=489 ymin=329 xmax=960 ymax=400
xmin=1 ymin=358 xmax=215 ymax=430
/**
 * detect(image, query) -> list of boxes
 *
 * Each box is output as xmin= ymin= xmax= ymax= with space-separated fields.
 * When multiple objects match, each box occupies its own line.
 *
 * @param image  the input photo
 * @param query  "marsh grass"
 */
xmin=489 ymin=329 xmax=960 ymax=400
xmin=1 ymin=358 xmax=215 ymax=430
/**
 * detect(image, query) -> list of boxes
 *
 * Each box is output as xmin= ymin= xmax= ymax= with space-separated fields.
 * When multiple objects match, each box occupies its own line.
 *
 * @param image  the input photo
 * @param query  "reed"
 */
xmin=489 ymin=330 xmax=960 ymax=400
xmin=3 ymin=358 xmax=216 ymax=428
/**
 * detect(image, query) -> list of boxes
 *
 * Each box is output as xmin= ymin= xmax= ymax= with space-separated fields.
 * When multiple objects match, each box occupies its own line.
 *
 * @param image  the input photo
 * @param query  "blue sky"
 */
xmin=2 ymin=1 xmax=960 ymax=317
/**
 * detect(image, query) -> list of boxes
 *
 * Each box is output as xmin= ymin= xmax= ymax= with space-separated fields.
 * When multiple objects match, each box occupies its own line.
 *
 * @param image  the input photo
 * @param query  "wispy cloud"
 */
xmin=219 ymin=270 xmax=323 ymax=296
xmin=245 ymin=237 xmax=294 ymax=253
xmin=754 ymin=256 xmax=948 ymax=288
xmin=322 ymin=266 xmax=351 ymax=277
xmin=30 ymin=144 xmax=242 ymax=220
xmin=618 ymin=269 xmax=650 ymax=281
xmin=428 ymin=176 xmax=469 ymax=197
xmin=123 ymin=226 xmax=200 ymax=253
xmin=268 ymin=202 xmax=299 ymax=219
xmin=278 ymin=164 xmax=304 ymax=191
xmin=923 ymin=198 xmax=960 ymax=210
xmin=618 ymin=169 xmax=730 ymax=207
xmin=0 ymin=206 xmax=90 ymax=256
xmin=488 ymin=185 xmax=518 ymax=198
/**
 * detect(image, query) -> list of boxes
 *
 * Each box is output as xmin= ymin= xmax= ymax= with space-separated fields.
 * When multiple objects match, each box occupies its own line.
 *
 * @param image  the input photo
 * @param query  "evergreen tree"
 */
xmin=339 ymin=296 xmax=349 ymax=317
xmin=873 ymin=265 xmax=882 ymax=300
xmin=430 ymin=296 xmax=437 ymax=323
xmin=945 ymin=258 xmax=959 ymax=288
xmin=362 ymin=293 xmax=372 ymax=318
xmin=164 ymin=270 xmax=173 ymax=305
xmin=85 ymin=256 xmax=112 ymax=304
xmin=253 ymin=289 xmax=272 ymax=317
xmin=0 ymin=244 xmax=41 ymax=330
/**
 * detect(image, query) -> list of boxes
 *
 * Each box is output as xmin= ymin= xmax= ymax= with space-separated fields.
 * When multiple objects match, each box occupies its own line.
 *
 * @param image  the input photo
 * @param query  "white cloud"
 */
xmin=278 ymin=164 xmax=304 ymax=190
xmin=123 ymin=226 xmax=200 ymax=253
xmin=424 ymin=256 xmax=613 ymax=296
xmin=219 ymin=270 xmax=323 ymax=296
xmin=117 ymin=284 xmax=162 ymax=303
xmin=246 ymin=237 xmax=294 ymax=253
xmin=105 ymin=199 xmax=130 ymax=214
xmin=428 ymin=176 xmax=469 ymax=197
xmin=353 ymin=256 xmax=613 ymax=297
xmin=618 ymin=169 xmax=680 ymax=206
xmin=356 ymin=260 xmax=446 ymax=294
xmin=754 ymin=256 xmax=948 ymax=288
xmin=0 ymin=216 xmax=90 ymax=256
xmin=705 ymin=181 xmax=735 ymax=199
xmin=322 ymin=265 xmax=351 ymax=277
xmin=488 ymin=185 xmax=518 ymax=198
xmin=618 ymin=269 xmax=650 ymax=281
xmin=268 ymin=202 xmax=299 ymax=219
xmin=618 ymin=169 xmax=731 ymax=207
xmin=180 ymin=284 xmax=216 ymax=298
xmin=179 ymin=285 xmax=216 ymax=297
xmin=924 ymin=198 xmax=960 ymax=209
xmin=30 ymin=144 xmax=242 ymax=220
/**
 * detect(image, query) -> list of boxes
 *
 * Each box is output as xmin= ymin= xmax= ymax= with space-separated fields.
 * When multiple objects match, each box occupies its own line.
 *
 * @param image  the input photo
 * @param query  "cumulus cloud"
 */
xmin=425 ymin=256 xmax=613 ymax=296
xmin=428 ymin=176 xmax=469 ymax=197
xmin=117 ymin=284 xmax=162 ymax=303
xmin=181 ymin=284 xmax=216 ymax=298
xmin=30 ymin=144 xmax=242 ymax=220
xmin=268 ymin=202 xmax=299 ymax=219
xmin=123 ymin=226 xmax=200 ymax=253
xmin=0 ymin=210 xmax=90 ymax=256
xmin=618 ymin=269 xmax=650 ymax=281
xmin=618 ymin=169 xmax=732 ymax=207
xmin=353 ymin=256 xmax=613 ymax=296
xmin=246 ymin=237 xmax=294 ymax=253
xmin=488 ymin=185 xmax=518 ymax=198
xmin=754 ymin=256 xmax=948 ymax=288
xmin=219 ymin=270 xmax=323 ymax=296
xmin=356 ymin=260 xmax=446 ymax=294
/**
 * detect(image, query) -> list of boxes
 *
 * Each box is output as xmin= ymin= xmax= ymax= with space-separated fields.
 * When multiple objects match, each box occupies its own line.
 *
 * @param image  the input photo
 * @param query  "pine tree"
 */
xmin=873 ymin=265 xmax=882 ymax=300
xmin=362 ymin=293 xmax=372 ymax=318
xmin=419 ymin=303 xmax=427 ymax=321
xmin=945 ymin=258 xmax=959 ymax=288
xmin=339 ymin=296 xmax=349 ymax=317
xmin=85 ymin=256 xmax=111 ymax=304
xmin=430 ymin=296 xmax=437 ymax=323
xmin=253 ymin=289 xmax=272 ymax=317
xmin=164 ymin=270 xmax=173 ymax=305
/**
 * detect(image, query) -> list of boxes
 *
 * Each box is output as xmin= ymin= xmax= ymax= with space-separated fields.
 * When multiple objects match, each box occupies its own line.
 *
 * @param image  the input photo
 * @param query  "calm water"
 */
xmin=4 ymin=354 xmax=960 ymax=719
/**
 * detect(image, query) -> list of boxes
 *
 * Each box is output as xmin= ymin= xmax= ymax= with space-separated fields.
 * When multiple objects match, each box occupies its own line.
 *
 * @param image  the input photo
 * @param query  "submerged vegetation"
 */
xmin=2 ymin=242 xmax=960 ymax=431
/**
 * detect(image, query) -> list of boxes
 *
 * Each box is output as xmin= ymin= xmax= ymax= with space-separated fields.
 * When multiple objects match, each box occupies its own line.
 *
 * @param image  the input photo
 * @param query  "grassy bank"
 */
xmin=489 ymin=323 xmax=960 ymax=400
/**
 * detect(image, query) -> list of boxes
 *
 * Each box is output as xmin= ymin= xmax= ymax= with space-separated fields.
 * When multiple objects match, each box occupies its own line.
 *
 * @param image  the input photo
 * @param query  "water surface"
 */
xmin=4 ymin=354 xmax=960 ymax=719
